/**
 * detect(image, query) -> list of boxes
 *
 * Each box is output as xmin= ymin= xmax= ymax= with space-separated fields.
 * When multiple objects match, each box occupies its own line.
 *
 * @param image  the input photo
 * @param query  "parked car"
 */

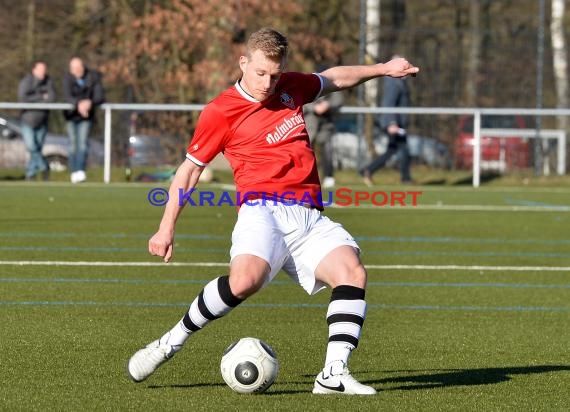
xmin=125 ymin=134 xmax=183 ymax=168
xmin=330 ymin=114 xmax=451 ymax=170
xmin=407 ymin=134 xmax=452 ymax=169
xmin=454 ymin=115 xmax=530 ymax=170
xmin=0 ymin=114 xmax=104 ymax=172
xmin=123 ymin=133 xmax=186 ymax=181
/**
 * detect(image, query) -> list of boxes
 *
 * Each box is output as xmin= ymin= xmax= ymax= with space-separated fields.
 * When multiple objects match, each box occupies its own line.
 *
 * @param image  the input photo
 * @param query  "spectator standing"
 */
xmin=360 ymin=59 xmax=413 ymax=185
xmin=63 ymin=57 xmax=105 ymax=183
xmin=304 ymin=89 xmax=343 ymax=188
xmin=18 ymin=60 xmax=55 ymax=181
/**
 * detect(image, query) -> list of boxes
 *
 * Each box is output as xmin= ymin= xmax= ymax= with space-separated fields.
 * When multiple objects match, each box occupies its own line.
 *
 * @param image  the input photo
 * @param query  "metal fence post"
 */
xmin=472 ymin=109 xmax=481 ymax=187
xmin=104 ymin=106 xmax=112 ymax=184
xmin=559 ymin=131 xmax=566 ymax=175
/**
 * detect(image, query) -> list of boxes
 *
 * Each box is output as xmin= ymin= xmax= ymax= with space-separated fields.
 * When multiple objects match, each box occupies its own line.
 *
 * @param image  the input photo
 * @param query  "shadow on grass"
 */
xmin=452 ymin=171 xmax=502 ymax=185
xmin=148 ymin=382 xmax=311 ymax=395
xmin=364 ymin=365 xmax=570 ymax=391
xmin=421 ymin=178 xmax=448 ymax=185
xmin=148 ymin=382 xmax=226 ymax=389
xmin=264 ymin=388 xmax=312 ymax=395
xmin=145 ymin=365 xmax=569 ymax=393
xmin=0 ymin=174 xmax=25 ymax=181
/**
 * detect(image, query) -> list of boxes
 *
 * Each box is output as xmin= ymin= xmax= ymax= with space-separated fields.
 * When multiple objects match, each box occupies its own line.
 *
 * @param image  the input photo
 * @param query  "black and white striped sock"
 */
xmin=164 ymin=276 xmax=243 ymax=348
xmin=324 ymin=285 xmax=367 ymax=367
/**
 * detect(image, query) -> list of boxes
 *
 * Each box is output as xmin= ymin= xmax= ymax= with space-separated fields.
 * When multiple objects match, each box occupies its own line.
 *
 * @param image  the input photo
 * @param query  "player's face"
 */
xmin=239 ymin=49 xmax=285 ymax=101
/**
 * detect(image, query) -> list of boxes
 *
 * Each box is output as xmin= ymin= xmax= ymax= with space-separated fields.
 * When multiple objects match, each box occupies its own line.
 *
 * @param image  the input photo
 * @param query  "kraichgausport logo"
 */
xmin=147 ymin=188 xmax=422 ymax=208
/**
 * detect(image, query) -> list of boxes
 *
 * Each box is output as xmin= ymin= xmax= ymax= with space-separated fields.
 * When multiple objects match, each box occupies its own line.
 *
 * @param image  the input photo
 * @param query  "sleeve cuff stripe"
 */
xmin=186 ymin=153 xmax=208 ymax=167
xmin=314 ymin=73 xmax=324 ymax=100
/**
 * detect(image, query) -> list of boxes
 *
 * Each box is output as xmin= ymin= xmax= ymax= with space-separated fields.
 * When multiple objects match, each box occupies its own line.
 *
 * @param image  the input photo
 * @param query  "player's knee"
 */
xmin=229 ymin=255 xmax=270 ymax=299
xmin=349 ymin=263 xmax=368 ymax=288
xmin=229 ymin=273 xmax=265 ymax=299
xmin=327 ymin=263 xmax=367 ymax=289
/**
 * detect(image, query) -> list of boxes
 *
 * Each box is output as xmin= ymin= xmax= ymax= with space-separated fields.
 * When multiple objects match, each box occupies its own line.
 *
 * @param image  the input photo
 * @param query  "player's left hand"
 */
xmin=383 ymin=57 xmax=419 ymax=78
xmin=148 ymin=230 xmax=174 ymax=263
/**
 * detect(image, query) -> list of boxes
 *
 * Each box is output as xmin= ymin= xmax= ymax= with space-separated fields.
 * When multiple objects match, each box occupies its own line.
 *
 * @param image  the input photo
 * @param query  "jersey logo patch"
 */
xmin=280 ymin=92 xmax=295 ymax=109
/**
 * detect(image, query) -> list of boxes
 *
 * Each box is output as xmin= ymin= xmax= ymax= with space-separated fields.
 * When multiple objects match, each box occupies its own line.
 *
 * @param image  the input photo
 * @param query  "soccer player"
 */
xmin=127 ymin=27 xmax=419 ymax=395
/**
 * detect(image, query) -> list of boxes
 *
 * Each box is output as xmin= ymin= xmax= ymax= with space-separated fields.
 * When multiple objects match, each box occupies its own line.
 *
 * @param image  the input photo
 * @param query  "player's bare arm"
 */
xmin=148 ymin=159 xmax=204 ymax=263
xmin=319 ymin=57 xmax=419 ymax=95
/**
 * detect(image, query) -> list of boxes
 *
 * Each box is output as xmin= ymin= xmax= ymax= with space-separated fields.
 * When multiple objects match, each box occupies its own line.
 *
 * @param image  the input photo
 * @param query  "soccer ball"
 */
xmin=220 ymin=337 xmax=279 ymax=394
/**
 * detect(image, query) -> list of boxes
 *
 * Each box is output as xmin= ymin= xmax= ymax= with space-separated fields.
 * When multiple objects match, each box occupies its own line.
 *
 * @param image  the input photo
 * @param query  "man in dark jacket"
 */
xmin=63 ymin=57 xmax=105 ymax=183
xmin=18 ymin=60 xmax=55 ymax=180
xmin=360 ymin=62 xmax=412 ymax=185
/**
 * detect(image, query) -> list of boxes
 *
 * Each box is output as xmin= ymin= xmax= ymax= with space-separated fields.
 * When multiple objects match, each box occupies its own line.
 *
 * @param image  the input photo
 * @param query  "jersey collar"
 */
xmin=235 ymin=80 xmax=260 ymax=103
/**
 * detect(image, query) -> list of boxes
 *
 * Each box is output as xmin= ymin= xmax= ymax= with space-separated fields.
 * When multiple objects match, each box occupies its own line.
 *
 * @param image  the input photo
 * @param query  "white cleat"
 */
xmin=127 ymin=334 xmax=178 ymax=382
xmin=71 ymin=170 xmax=87 ymax=183
xmin=313 ymin=361 xmax=377 ymax=395
xmin=75 ymin=170 xmax=87 ymax=183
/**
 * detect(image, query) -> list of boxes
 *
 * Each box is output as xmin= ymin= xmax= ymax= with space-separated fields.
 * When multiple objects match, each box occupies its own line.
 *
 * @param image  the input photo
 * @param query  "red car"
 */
xmin=454 ymin=115 xmax=531 ymax=170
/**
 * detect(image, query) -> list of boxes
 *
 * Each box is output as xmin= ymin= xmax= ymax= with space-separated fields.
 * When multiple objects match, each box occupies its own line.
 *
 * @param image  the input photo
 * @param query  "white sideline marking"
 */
xmin=0 ymin=260 xmax=227 ymax=267
xmin=367 ymin=264 xmax=570 ymax=272
xmin=0 ymin=260 xmax=569 ymax=272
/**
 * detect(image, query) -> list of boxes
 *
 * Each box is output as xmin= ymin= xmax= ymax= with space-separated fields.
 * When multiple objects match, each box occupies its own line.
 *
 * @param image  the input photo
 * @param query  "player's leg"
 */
xmin=282 ymin=212 xmax=375 ymax=395
xmin=163 ymin=254 xmax=269 ymax=351
xmin=397 ymin=137 xmax=412 ymax=183
xmin=228 ymin=254 xmax=271 ymax=299
xmin=360 ymin=133 xmax=398 ymax=185
xmin=127 ymin=256 xmax=269 ymax=383
xmin=312 ymin=246 xmax=375 ymax=395
xmin=127 ymin=204 xmax=285 ymax=382
xmin=314 ymin=246 xmax=368 ymax=366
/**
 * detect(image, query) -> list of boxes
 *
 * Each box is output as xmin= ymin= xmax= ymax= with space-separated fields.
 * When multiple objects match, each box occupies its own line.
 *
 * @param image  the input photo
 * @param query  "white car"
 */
xmin=0 ymin=115 xmax=104 ymax=172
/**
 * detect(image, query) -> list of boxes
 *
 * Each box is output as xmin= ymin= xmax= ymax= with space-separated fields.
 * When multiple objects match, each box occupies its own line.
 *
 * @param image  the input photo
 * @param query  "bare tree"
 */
xmin=364 ymin=0 xmax=381 ymax=155
xmin=551 ymin=0 xmax=568 ymax=173
xmin=466 ymin=0 xmax=481 ymax=106
xmin=25 ymin=0 xmax=35 ymax=64
xmin=365 ymin=0 xmax=381 ymax=106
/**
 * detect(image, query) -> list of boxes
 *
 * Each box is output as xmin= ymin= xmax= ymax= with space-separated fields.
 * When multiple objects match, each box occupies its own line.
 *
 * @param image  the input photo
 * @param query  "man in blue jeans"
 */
xmin=63 ymin=57 xmax=105 ymax=183
xmin=18 ymin=60 xmax=55 ymax=181
xmin=360 ymin=62 xmax=413 ymax=186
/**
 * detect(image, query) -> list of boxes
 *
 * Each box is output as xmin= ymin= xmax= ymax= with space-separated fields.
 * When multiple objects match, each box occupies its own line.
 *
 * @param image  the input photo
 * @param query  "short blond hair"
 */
xmin=246 ymin=28 xmax=288 ymax=61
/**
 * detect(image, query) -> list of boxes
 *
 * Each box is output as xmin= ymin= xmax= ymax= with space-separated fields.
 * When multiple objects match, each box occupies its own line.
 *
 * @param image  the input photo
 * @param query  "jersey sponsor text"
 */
xmin=266 ymin=114 xmax=305 ymax=144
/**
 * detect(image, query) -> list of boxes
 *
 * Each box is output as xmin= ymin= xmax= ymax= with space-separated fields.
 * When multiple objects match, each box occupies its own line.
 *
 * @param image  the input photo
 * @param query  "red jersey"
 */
xmin=186 ymin=72 xmax=325 ymax=209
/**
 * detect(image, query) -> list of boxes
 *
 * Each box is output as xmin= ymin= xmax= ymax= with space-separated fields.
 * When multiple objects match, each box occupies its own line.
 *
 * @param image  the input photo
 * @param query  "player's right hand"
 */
xmin=383 ymin=57 xmax=419 ymax=78
xmin=148 ymin=232 xmax=174 ymax=263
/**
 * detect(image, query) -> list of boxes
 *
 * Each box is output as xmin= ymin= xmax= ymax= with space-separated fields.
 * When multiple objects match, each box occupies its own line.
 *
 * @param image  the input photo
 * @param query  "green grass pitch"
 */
xmin=0 ymin=181 xmax=569 ymax=411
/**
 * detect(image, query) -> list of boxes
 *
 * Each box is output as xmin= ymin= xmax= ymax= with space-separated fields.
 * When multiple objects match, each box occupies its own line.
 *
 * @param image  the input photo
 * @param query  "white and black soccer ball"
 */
xmin=220 ymin=337 xmax=279 ymax=394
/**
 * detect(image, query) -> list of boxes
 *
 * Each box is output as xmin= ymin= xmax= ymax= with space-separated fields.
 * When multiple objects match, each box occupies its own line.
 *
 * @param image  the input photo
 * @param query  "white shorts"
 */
xmin=230 ymin=202 xmax=360 ymax=295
